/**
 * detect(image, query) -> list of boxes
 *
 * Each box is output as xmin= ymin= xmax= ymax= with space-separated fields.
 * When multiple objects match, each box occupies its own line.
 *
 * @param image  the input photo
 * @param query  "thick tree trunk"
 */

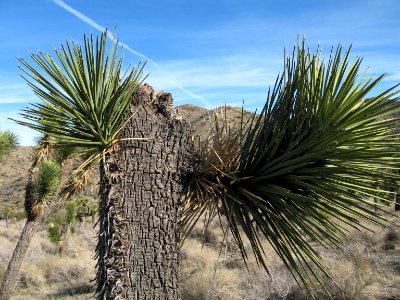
xmin=0 ymin=218 xmax=38 ymax=300
xmin=96 ymin=84 xmax=194 ymax=299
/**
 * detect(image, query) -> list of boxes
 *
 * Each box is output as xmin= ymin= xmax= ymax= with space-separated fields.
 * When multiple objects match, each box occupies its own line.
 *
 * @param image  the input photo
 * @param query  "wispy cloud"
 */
xmin=145 ymin=55 xmax=280 ymax=107
xmin=148 ymin=56 xmax=280 ymax=89
xmin=52 ymin=0 xmax=212 ymax=107
xmin=4 ymin=0 xmax=399 ymax=147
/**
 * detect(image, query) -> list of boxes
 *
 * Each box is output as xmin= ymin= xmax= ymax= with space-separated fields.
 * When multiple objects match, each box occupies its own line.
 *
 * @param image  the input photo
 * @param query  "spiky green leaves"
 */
xmin=181 ymin=109 xmax=247 ymax=240
xmin=14 ymin=29 xmax=145 ymax=151
xmin=47 ymin=222 xmax=62 ymax=246
xmin=35 ymin=160 xmax=61 ymax=200
xmin=184 ymin=42 xmax=400 ymax=296
xmin=25 ymin=160 xmax=61 ymax=220
xmin=0 ymin=131 xmax=18 ymax=160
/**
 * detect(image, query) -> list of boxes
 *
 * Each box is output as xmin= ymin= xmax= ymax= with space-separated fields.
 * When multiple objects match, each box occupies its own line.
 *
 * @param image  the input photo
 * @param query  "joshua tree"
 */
xmin=0 ymin=30 xmax=142 ymax=300
xmin=6 ymin=29 xmax=400 ymax=300
xmin=0 ymin=158 xmax=61 ymax=299
xmin=71 ymin=196 xmax=98 ymax=223
xmin=1 ymin=30 xmax=147 ymax=299
xmin=0 ymin=136 xmax=96 ymax=300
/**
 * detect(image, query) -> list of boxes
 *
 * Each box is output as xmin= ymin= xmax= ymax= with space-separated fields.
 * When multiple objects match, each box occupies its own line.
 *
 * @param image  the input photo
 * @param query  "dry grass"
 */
xmin=1 ymin=115 xmax=400 ymax=299
xmin=0 ymin=220 xmax=96 ymax=299
xmin=182 ymin=214 xmax=400 ymax=300
xmin=0 ymin=213 xmax=399 ymax=299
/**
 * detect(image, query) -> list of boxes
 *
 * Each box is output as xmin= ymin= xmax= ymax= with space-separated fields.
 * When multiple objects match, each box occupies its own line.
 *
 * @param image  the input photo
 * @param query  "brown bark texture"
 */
xmin=96 ymin=84 xmax=195 ymax=299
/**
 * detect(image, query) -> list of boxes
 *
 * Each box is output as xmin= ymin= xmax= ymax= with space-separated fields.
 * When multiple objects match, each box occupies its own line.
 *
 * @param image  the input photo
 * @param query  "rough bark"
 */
xmin=96 ymin=84 xmax=195 ymax=299
xmin=0 ymin=218 xmax=39 ymax=300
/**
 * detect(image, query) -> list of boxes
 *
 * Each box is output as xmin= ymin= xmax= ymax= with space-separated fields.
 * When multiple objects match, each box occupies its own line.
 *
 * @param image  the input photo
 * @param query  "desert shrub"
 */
xmin=218 ymin=257 xmax=244 ymax=270
xmin=71 ymin=196 xmax=98 ymax=223
xmin=240 ymin=266 xmax=306 ymax=300
xmin=382 ymin=230 xmax=399 ymax=250
xmin=18 ymin=264 xmax=45 ymax=288
xmin=315 ymin=243 xmax=380 ymax=300
xmin=181 ymin=238 xmax=242 ymax=299
xmin=182 ymin=268 xmax=242 ymax=300
xmin=190 ymin=227 xmax=219 ymax=246
xmin=0 ymin=205 xmax=27 ymax=224
xmin=0 ymin=220 xmax=25 ymax=242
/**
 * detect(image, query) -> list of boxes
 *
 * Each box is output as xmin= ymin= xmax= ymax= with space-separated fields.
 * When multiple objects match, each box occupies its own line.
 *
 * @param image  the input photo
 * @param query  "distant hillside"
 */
xmin=0 ymin=146 xmax=33 ymax=210
xmin=0 ymin=104 xmax=249 ymax=212
xmin=178 ymin=104 xmax=253 ymax=136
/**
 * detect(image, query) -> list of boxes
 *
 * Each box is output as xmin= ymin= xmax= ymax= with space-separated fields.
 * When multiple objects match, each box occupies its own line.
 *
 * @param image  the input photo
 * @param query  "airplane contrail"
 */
xmin=52 ymin=0 xmax=212 ymax=108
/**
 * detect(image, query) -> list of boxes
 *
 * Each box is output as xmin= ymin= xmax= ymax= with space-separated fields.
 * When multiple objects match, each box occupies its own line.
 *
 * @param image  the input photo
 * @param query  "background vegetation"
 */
xmin=0 ymin=213 xmax=399 ymax=299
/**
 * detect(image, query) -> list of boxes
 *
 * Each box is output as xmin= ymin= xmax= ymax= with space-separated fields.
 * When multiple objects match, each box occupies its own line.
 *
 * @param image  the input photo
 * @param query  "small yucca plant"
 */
xmin=47 ymin=222 xmax=62 ymax=246
xmin=25 ymin=160 xmax=62 ymax=219
xmin=47 ymin=222 xmax=65 ymax=255
xmin=182 ymin=42 xmax=400 ymax=296
xmin=47 ymin=201 xmax=78 ymax=254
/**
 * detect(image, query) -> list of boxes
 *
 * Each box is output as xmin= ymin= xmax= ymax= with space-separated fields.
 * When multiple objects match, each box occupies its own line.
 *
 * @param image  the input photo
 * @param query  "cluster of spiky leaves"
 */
xmin=182 ymin=43 xmax=400 ymax=296
xmin=0 ymin=131 xmax=18 ymax=160
xmin=25 ymin=135 xmax=96 ymax=220
xmin=14 ymin=29 xmax=145 ymax=152
xmin=25 ymin=160 xmax=61 ymax=219
xmin=182 ymin=107 xmax=248 ymax=240
xmin=14 ymin=28 xmax=143 ymax=212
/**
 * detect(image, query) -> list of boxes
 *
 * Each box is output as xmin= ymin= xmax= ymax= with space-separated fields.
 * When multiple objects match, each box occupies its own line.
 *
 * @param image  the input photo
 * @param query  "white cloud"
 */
xmin=143 ymin=55 xmax=279 ymax=108
xmin=147 ymin=56 xmax=279 ymax=89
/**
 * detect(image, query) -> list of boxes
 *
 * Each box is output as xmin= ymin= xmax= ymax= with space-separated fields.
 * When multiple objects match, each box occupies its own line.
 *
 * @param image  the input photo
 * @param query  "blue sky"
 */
xmin=1 ymin=0 xmax=400 ymax=145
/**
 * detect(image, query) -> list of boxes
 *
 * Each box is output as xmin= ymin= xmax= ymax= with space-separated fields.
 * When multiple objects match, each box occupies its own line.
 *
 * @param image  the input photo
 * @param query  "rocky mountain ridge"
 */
xmin=0 ymin=104 xmax=247 ymax=212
